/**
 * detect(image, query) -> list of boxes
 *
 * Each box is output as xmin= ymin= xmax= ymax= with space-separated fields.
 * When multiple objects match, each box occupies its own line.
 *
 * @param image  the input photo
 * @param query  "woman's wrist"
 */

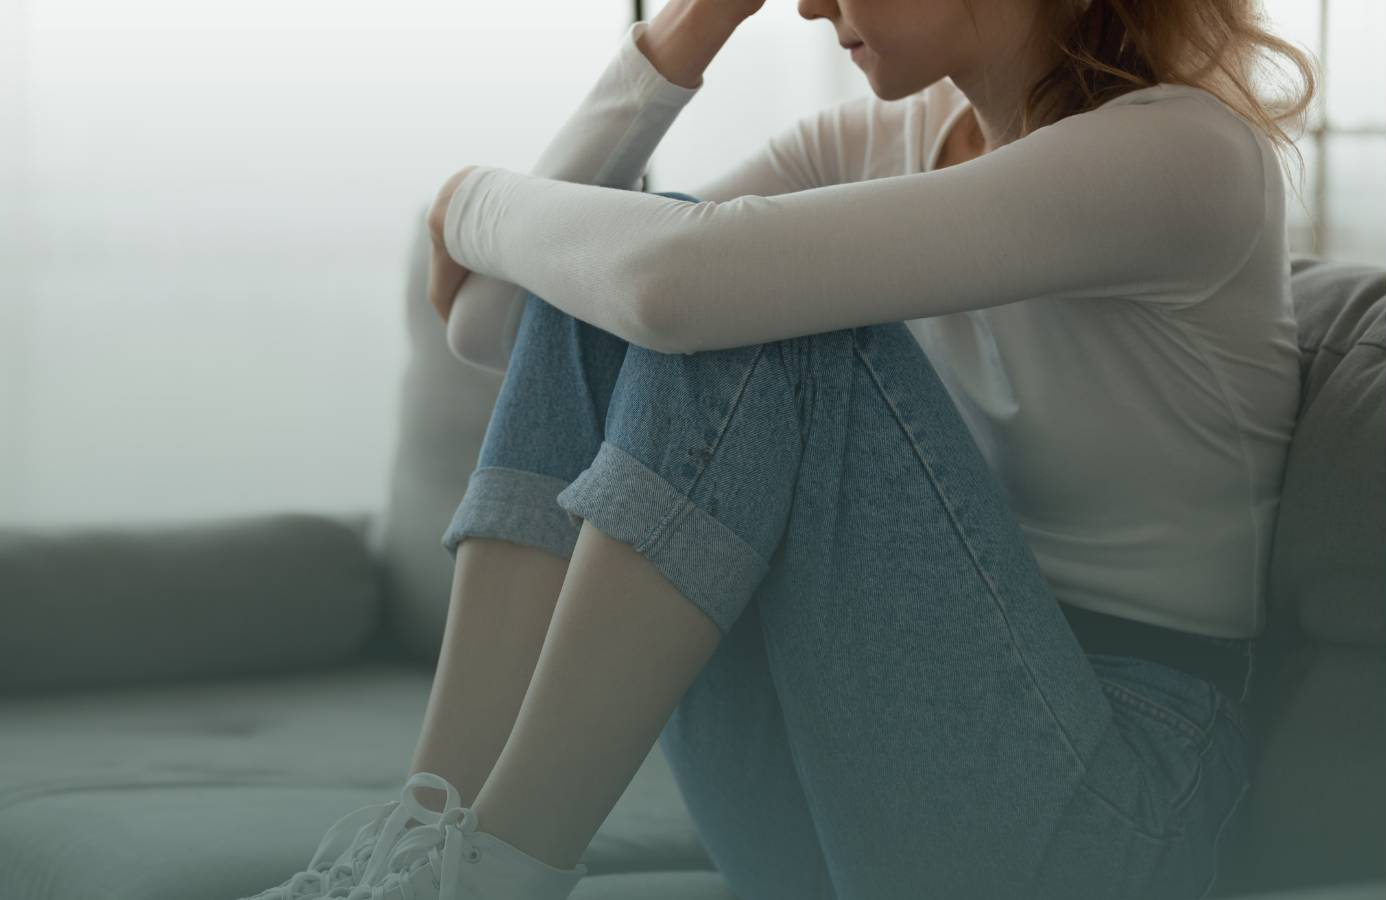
xmin=638 ymin=0 xmax=746 ymax=90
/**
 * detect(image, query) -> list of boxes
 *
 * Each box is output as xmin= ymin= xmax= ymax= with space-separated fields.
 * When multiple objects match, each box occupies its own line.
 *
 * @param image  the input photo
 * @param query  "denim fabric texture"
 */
xmin=439 ymin=191 xmax=1252 ymax=900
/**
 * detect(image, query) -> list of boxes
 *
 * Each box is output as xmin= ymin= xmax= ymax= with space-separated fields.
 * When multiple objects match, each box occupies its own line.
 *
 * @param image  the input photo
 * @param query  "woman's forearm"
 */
xmin=638 ymin=0 xmax=748 ymax=90
xmin=443 ymin=7 xmax=736 ymax=372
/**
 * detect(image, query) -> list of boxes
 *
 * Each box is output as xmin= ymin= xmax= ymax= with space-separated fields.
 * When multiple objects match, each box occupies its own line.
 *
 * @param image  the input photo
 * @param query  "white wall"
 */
xmin=1 ymin=0 xmax=34 ymax=520
xmin=1 ymin=0 xmax=632 ymax=528
xmin=0 ymin=0 xmax=873 ymax=531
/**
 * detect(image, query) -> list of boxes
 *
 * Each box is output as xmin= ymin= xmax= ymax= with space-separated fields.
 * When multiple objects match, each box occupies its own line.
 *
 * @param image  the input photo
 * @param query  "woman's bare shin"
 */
xmin=408 ymin=536 xmax=570 ymax=812
xmin=468 ymin=518 xmax=722 ymax=870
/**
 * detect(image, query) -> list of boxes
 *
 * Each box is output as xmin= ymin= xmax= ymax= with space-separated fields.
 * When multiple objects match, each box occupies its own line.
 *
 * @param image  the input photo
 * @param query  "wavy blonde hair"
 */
xmin=971 ymin=0 xmax=1320 ymax=209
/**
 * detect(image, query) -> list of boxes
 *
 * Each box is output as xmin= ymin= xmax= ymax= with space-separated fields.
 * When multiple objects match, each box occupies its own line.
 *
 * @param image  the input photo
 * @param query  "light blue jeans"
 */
xmin=440 ymin=191 xmax=1253 ymax=900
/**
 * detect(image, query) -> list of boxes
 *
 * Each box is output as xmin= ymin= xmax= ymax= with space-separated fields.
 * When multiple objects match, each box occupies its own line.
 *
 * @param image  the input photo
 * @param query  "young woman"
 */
xmin=247 ymin=0 xmax=1315 ymax=898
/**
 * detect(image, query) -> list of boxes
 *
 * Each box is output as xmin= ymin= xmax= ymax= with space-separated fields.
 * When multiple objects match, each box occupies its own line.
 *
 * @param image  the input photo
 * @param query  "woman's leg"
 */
xmin=412 ymin=243 xmax=637 ymax=812
xmin=460 ymin=181 xmax=828 ymax=867
xmin=407 ymin=538 xmax=568 ymax=812
xmin=418 ymin=191 xmax=828 ymax=880
xmin=661 ymin=320 xmax=1253 ymax=900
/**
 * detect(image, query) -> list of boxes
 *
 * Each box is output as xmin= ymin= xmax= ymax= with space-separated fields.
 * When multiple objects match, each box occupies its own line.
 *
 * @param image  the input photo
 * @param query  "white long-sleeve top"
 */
xmin=441 ymin=20 xmax=1301 ymax=639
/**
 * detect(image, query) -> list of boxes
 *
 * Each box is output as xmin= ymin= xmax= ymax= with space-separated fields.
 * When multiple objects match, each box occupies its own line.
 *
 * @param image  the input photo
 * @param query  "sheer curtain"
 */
xmin=1 ymin=0 xmax=1380 ymax=529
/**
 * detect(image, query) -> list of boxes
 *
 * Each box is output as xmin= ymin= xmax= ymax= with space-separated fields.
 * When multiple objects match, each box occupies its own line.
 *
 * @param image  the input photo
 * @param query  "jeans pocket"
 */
xmin=1087 ymin=654 xmax=1223 ymax=829
xmin=1051 ymin=657 xmax=1243 ymax=898
xmin=1088 ymin=653 xmax=1219 ymax=750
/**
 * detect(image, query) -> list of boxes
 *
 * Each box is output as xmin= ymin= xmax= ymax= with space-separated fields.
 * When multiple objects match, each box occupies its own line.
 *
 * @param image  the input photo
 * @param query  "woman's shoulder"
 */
xmin=1111 ymin=81 xmax=1280 ymax=204
xmin=1041 ymin=81 xmax=1278 ymax=198
xmin=1084 ymin=81 xmax=1271 ymax=153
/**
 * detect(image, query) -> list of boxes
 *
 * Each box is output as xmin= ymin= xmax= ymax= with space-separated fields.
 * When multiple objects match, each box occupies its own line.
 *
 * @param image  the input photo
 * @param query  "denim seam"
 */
xmin=1195 ymin=772 xmax=1251 ymax=899
xmin=774 ymin=339 xmax=806 ymax=406
xmin=774 ymin=341 xmax=806 ymax=448
xmin=851 ymin=332 xmax=1093 ymax=774
xmin=1082 ymin=706 xmax=1205 ymax=841
xmin=634 ymin=478 xmax=702 ymax=559
xmin=1073 ymin=780 xmax=1184 ymax=843
xmin=1171 ymin=764 xmax=1205 ymax=818
xmin=629 ymin=343 xmax=766 ymax=558
xmin=815 ymin=853 xmax=837 ymax=900
xmin=668 ymin=343 xmax=768 ymax=506
xmin=1098 ymin=678 xmax=1214 ymax=747
xmin=1031 ymin=762 xmax=1177 ymax=891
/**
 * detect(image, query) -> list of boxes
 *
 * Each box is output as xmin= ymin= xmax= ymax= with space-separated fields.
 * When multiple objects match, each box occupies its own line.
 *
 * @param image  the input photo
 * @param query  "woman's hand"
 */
xmin=425 ymin=166 xmax=478 ymax=325
xmin=705 ymin=0 xmax=768 ymax=20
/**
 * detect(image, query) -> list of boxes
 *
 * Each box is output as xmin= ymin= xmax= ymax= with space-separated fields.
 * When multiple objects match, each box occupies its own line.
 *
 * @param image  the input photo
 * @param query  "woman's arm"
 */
xmin=443 ymin=86 xmax=1269 ymax=356
xmin=444 ymin=1 xmax=746 ymax=373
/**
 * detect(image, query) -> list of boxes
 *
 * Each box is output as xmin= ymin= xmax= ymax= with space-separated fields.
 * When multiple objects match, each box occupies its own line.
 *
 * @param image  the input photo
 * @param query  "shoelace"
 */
xmin=331 ymin=772 xmax=468 ymax=899
xmin=340 ymin=805 xmax=482 ymax=900
xmin=264 ymin=802 xmax=397 ymax=900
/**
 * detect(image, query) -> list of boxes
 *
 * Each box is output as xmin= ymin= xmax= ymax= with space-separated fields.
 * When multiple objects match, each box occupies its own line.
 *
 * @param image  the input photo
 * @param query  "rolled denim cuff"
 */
xmin=441 ymin=466 xmax=582 ymax=562
xmin=556 ymin=440 xmax=769 ymax=635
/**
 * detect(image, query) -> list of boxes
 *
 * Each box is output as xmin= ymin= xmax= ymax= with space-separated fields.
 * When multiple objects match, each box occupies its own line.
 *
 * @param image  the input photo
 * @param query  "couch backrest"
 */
xmin=1214 ymin=256 xmax=1386 ymax=896
xmin=0 ymin=512 xmax=382 ymax=693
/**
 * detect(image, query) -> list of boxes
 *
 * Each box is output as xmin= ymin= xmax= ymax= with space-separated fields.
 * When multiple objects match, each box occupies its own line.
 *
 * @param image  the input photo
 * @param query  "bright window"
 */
xmin=1260 ymin=0 xmax=1385 ymax=264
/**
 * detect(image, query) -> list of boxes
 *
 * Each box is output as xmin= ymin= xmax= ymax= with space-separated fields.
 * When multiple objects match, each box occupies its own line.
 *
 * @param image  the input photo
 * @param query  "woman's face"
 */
xmin=797 ymin=0 xmax=1036 ymax=101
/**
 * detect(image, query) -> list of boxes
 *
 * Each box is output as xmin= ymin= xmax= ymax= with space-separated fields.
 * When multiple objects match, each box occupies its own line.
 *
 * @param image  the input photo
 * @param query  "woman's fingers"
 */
xmin=424 ymin=165 xmax=480 ymax=324
xmin=427 ymin=166 xmax=476 ymax=245
xmin=427 ymin=240 xmax=471 ymax=325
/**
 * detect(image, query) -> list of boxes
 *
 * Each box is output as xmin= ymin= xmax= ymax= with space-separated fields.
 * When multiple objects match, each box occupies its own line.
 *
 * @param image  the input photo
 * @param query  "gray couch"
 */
xmin=2 ymin=219 xmax=1382 ymax=899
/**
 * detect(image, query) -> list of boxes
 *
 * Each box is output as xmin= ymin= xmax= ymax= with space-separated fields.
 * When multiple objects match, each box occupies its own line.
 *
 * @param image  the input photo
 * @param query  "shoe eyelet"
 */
xmin=466 ymin=848 xmax=481 ymax=862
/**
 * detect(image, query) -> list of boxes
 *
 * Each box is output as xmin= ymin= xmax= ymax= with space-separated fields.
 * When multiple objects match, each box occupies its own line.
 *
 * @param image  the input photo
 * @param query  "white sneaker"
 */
xmin=241 ymin=773 xmax=467 ymax=900
xmin=335 ymin=773 xmax=588 ymax=900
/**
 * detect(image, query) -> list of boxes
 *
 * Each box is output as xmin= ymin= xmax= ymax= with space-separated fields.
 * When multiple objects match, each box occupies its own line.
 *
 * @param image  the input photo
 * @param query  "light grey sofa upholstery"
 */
xmin=1 ymin=218 xmax=1382 ymax=899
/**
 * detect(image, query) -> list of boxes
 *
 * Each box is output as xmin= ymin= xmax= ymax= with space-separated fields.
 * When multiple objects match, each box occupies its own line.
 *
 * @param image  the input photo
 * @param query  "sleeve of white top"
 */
xmin=444 ymin=18 xmax=886 ymax=373
xmin=444 ymin=87 xmax=1269 ymax=357
xmin=444 ymin=19 xmax=700 ymax=374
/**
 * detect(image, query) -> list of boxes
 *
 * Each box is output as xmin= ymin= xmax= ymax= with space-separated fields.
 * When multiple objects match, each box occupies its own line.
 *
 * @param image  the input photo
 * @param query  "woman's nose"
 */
xmin=797 ymin=0 xmax=840 ymax=25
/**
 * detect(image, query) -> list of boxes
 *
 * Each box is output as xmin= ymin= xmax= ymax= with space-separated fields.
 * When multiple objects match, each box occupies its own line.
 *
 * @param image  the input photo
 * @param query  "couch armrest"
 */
xmin=0 ymin=512 xmax=383 ymax=694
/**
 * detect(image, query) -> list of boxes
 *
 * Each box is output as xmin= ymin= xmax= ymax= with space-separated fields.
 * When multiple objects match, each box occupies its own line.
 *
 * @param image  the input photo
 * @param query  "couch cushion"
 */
xmin=571 ymin=871 xmax=739 ymax=899
xmin=1216 ymin=645 xmax=1386 ymax=896
xmin=0 ymin=512 xmax=381 ymax=693
xmin=0 ymin=660 xmax=712 ymax=900
xmin=1265 ymin=256 xmax=1386 ymax=649
xmin=1218 ymin=257 xmax=1386 ymax=897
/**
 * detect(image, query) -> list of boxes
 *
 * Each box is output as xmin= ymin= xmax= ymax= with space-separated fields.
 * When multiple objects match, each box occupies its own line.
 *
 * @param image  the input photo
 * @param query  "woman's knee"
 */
xmin=635 ymin=187 xmax=860 ymax=396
